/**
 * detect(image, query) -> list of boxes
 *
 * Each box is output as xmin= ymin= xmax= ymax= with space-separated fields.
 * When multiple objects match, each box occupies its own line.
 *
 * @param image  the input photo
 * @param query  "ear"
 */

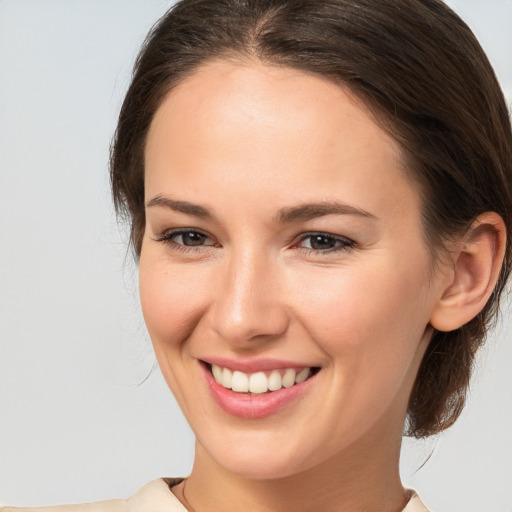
xmin=430 ymin=212 xmax=507 ymax=332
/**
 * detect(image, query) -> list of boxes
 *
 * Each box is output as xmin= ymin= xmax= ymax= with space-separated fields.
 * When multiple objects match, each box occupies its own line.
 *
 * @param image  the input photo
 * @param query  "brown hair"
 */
xmin=110 ymin=0 xmax=512 ymax=437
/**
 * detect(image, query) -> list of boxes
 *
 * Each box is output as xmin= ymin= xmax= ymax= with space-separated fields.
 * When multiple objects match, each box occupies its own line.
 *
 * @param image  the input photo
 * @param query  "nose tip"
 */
xmin=213 ymin=301 xmax=290 ymax=346
xmin=209 ymin=257 xmax=290 ymax=347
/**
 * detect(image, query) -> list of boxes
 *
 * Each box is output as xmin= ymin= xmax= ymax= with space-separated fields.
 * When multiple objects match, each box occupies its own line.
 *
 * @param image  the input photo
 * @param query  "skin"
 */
xmin=140 ymin=59 xmax=458 ymax=512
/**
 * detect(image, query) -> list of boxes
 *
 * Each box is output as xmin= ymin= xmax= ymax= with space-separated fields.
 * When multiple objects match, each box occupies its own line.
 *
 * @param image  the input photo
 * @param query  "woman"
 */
xmin=3 ymin=0 xmax=511 ymax=511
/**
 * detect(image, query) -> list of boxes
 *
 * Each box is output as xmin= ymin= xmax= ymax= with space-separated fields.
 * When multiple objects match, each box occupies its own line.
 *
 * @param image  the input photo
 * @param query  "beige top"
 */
xmin=1 ymin=478 xmax=430 ymax=512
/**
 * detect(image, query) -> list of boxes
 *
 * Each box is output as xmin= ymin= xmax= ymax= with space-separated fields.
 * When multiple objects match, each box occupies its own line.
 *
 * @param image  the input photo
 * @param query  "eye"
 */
xmin=296 ymin=232 xmax=354 ymax=253
xmin=155 ymin=229 xmax=216 ymax=250
xmin=172 ymin=230 xmax=213 ymax=246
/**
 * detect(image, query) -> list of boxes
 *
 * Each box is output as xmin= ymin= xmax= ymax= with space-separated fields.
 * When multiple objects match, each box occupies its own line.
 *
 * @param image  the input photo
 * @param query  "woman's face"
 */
xmin=140 ymin=60 xmax=448 ymax=479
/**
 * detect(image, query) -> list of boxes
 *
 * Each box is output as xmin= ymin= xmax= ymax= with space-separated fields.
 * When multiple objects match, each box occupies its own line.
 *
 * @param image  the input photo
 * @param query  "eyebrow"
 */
xmin=146 ymin=195 xmax=376 ymax=224
xmin=275 ymin=202 xmax=376 ymax=224
xmin=146 ymin=195 xmax=215 ymax=219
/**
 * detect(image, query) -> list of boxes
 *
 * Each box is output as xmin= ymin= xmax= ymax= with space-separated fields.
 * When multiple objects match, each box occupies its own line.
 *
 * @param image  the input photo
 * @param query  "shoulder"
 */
xmin=1 ymin=478 xmax=185 ymax=512
xmin=1 ymin=482 xmax=432 ymax=512
xmin=403 ymin=491 xmax=432 ymax=512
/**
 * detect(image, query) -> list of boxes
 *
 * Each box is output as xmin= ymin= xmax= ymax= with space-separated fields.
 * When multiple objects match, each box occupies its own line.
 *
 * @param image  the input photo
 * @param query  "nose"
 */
xmin=209 ymin=249 xmax=290 ymax=348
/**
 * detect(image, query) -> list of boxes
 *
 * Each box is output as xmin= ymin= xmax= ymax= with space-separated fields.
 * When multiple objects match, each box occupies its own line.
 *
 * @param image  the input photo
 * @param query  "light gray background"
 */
xmin=0 ymin=1 xmax=511 ymax=510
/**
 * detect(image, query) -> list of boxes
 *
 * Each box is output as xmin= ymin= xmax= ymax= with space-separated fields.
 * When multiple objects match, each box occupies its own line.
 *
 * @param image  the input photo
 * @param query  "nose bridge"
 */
xmin=211 ymin=245 xmax=289 ymax=345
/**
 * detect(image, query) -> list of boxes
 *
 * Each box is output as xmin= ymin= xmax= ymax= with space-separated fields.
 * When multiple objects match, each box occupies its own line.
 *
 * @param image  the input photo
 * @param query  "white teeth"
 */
xmin=231 ymin=371 xmax=249 ymax=392
xmin=212 ymin=364 xmax=223 ymax=383
xmin=295 ymin=367 xmax=310 ymax=384
xmin=221 ymin=367 xmax=233 ymax=389
xmin=249 ymin=372 xmax=268 ymax=394
xmin=211 ymin=364 xmax=314 ymax=394
xmin=282 ymin=368 xmax=296 ymax=388
xmin=267 ymin=369 xmax=282 ymax=391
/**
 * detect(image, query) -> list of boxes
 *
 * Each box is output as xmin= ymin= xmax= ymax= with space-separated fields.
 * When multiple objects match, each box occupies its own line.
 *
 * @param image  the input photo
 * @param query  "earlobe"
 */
xmin=430 ymin=212 xmax=506 ymax=333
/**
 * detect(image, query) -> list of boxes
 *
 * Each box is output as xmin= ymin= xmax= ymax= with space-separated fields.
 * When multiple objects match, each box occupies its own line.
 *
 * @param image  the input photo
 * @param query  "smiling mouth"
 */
xmin=204 ymin=363 xmax=321 ymax=395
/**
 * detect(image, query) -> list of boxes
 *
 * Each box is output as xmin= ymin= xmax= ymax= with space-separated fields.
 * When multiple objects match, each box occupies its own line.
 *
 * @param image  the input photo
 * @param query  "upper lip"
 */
xmin=201 ymin=357 xmax=318 ymax=374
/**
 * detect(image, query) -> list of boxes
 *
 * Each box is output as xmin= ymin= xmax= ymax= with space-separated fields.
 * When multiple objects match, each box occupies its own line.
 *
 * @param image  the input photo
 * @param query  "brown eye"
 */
xmin=307 ymin=235 xmax=338 ymax=250
xmin=298 ymin=232 xmax=354 ymax=253
xmin=157 ymin=229 xmax=217 ymax=249
xmin=173 ymin=231 xmax=210 ymax=246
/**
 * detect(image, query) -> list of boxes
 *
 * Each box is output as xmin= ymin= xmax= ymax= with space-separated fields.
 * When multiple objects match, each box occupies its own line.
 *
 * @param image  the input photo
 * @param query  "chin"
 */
xmin=214 ymin=451 xmax=306 ymax=480
xmin=196 ymin=430 xmax=324 ymax=481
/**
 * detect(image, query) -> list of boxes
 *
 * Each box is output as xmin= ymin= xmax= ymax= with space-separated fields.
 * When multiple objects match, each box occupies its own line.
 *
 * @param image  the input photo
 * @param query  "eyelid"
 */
xmin=292 ymin=231 xmax=356 ymax=253
xmin=154 ymin=227 xmax=218 ymax=251
xmin=153 ymin=227 xmax=355 ymax=255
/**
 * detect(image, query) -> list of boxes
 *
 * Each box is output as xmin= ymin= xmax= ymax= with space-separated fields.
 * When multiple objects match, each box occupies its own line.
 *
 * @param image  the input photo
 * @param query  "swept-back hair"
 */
xmin=110 ymin=0 xmax=512 ymax=437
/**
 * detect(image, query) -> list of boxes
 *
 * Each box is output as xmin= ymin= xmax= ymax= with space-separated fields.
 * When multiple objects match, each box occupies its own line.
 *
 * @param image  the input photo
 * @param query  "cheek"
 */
xmin=293 ymin=256 xmax=432 ymax=374
xmin=138 ymin=250 xmax=214 ymax=409
xmin=138 ymin=251 xmax=206 ymax=350
xmin=297 ymin=264 xmax=432 ymax=433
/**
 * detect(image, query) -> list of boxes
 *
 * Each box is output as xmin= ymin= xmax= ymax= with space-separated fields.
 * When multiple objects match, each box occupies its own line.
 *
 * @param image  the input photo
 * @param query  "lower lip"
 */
xmin=201 ymin=364 xmax=317 ymax=419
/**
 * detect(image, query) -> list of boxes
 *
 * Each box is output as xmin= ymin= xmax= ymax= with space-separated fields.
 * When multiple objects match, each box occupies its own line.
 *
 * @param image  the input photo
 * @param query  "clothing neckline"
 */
xmin=128 ymin=478 xmax=430 ymax=512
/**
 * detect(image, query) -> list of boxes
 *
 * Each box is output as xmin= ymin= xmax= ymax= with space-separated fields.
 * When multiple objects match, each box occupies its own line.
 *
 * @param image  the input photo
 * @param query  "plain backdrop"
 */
xmin=0 ymin=1 xmax=511 ymax=510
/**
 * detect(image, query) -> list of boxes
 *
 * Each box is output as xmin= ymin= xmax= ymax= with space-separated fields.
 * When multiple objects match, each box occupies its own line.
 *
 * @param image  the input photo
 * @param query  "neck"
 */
xmin=183 ymin=426 xmax=408 ymax=512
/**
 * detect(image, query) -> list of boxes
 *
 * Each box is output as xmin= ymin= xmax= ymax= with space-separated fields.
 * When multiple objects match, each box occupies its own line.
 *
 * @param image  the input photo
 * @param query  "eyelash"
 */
xmin=294 ymin=232 xmax=355 ymax=255
xmin=154 ymin=229 xmax=355 ymax=255
xmin=154 ymin=229 xmax=217 ymax=253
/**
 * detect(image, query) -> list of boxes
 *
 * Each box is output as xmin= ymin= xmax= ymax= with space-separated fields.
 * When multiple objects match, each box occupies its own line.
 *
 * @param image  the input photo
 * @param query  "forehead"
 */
xmin=145 ymin=59 xmax=416 ymax=221
xmin=147 ymin=59 xmax=400 ymax=162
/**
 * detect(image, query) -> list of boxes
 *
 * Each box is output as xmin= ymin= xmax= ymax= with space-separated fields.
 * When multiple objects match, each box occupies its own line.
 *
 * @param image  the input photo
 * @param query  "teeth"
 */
xmin=282 ymin=368 xmax=296 ymax=388
xmin=221 ymin=367 xmax=233 ymax=389
xmin=212 ymin=364 xmax=223 ymax=383
xmin=231 ymin=371 xmax=249 ymax=392
xmin=295 ymin=367 xmax=310 ymax=384
xmin=249 ymin=372 xmax=268 ymax=394
xmin=211 ymin=364 xmax=313 ymax=394
xmin=268 ymin=369 xmax=282 ymax=391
